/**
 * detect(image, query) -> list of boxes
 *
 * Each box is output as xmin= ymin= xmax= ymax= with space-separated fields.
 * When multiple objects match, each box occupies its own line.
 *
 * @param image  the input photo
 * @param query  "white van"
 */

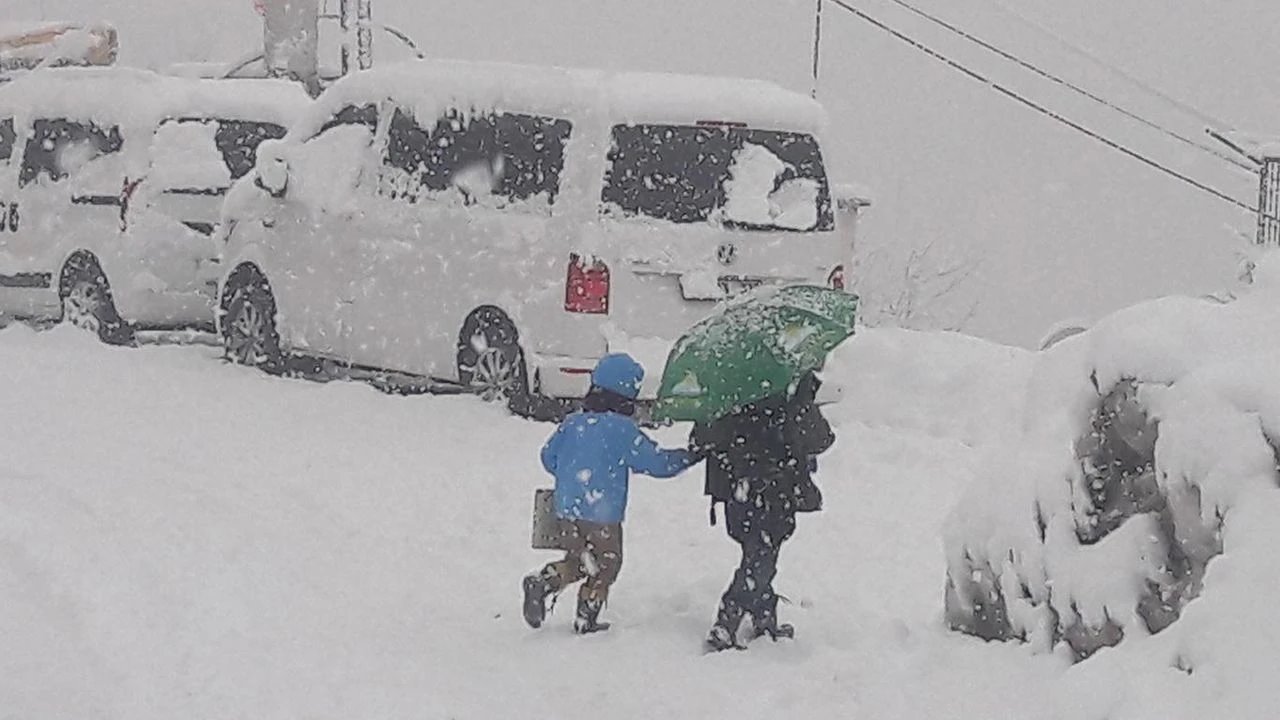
xmin=0 ymin=67 xmax=309 ymax=341
xmin=217 ymin=59 xmax=849 ymax=403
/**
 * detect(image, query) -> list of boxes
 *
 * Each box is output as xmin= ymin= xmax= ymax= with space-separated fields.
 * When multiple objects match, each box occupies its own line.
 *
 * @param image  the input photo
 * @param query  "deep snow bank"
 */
xmin=824 ymin=326 xmax=1033 ymax=448
xmin=944 ymin=253 xmax=1280 ymax=718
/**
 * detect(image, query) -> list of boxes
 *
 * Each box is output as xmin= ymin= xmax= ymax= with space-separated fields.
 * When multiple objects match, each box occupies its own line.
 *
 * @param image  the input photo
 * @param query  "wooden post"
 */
xmin=357 ymin=0 xmax=373 ymax=70
xmin=1258 ymin=157 xmax=1280 ymax=245
xmin=340 ymin=0 xmax=373 ymax=75
xmin=339 ymin=0 xmax=352 ymax=76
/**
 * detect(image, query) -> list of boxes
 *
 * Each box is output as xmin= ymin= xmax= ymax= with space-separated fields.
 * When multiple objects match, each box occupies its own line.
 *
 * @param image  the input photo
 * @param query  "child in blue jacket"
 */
xmin=522 ymin=353 xmax=697 ymax=634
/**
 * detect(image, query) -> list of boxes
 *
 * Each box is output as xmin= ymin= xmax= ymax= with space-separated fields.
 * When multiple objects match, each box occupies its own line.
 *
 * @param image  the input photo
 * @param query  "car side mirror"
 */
xmin=255 ymin=156 xmax=289 ymax=199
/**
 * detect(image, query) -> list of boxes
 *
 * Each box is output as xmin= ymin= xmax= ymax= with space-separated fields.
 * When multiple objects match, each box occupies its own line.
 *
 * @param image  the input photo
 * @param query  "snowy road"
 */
xmin=0 ymin=326 xmax=1067 ymax=719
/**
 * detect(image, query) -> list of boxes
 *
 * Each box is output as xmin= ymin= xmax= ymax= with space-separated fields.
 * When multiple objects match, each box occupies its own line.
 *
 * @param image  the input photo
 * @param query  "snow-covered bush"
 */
xmin=944 ymin=252 xmax=1280 ymax=661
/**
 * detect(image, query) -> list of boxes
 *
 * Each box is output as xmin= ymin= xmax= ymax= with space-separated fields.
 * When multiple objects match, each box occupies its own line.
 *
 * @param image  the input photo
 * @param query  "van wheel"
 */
xmin=457 ymin=309 xmax=529 ymax=405
xmin=222 ymin=274 xmax=284 ymax=373
xmin=59 ymin=256 xmax=134 ymax=346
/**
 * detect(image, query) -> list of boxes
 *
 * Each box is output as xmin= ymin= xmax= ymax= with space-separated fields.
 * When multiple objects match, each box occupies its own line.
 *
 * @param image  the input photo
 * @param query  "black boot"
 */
xmin=573 ymin=595 xmax=610 ymax=634
xmin=705 ymin=603 xmax=745 ymax=652
xmin=749 ymin=620 xmax=795 ymax=641
xmin=748 ymin=595 xmax=794 ymax=641
xmin=521 ymin=573 xmax=556 ymax=629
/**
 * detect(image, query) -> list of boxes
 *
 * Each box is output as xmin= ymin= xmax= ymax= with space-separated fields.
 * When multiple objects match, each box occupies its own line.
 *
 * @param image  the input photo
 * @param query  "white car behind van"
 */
xmin=217 ymin=59 xmax=851 ymax=404
xmin=0 ymin=67 xmax=309 ymax=341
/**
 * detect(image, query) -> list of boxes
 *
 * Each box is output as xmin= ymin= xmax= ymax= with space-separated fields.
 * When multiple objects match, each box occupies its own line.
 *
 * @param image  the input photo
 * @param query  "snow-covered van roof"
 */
xmin=298 ymin=58 xmax=826 ymax=138
xmin=0 ymin=66 xmax=311 ymax=129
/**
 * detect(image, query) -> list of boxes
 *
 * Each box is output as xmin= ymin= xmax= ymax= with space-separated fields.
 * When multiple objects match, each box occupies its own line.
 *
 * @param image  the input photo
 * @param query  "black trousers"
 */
xmin=716 ymin=491 xmax=797 ymax=631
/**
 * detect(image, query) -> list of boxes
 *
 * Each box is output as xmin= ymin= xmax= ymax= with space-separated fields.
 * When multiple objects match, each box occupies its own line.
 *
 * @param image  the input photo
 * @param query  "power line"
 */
xmin=811 ymin=0 xmax=823 ymax=98
xmin=824 ymin=0 xmax=1260 ymax=217
xmin=981 ymin=0 xmax=1240 ymax=132
xmin=876 ymin=0 xmax=1254 ymax=172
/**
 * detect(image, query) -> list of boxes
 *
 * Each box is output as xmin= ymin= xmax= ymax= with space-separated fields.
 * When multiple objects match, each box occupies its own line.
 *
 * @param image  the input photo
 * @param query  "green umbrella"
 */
xmin=653 ymin=285 xmax=858 ymax=424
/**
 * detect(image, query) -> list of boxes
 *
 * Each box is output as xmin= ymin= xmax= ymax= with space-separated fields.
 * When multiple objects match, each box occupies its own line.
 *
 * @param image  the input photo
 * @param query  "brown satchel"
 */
xmin=530 ymin=488 xmax=566 ymax=550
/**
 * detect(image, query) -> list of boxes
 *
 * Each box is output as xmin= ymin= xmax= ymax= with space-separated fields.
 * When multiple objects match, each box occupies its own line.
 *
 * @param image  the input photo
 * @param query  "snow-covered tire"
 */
xmin=221 ymin=271 xmax=284 ymax=374
xmin=456 ymin=308 xmax=529 ymax=408
xmin=58 ymin=254 xmax=134 ymax=346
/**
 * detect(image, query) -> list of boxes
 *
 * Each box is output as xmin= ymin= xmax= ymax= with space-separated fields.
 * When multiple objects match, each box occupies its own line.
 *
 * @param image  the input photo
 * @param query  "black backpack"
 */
xmin=696 ymin=401 xmax=789 ymax=524
xmin=696 ymin=393 xmax=828 ymax=524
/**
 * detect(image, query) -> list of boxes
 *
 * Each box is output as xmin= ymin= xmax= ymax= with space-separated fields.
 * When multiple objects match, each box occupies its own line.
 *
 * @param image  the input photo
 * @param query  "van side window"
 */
xmin=216 ymin=120 xmax=287 ymax=179
xmin=0 ymin=118 xmax=15 ymax=162
xmin=419 ymin=110 xmax=499 ymax=197
xmin=319 ymin=104 xmax=379 ymax=135
xmin=19 ymin=118 xmax=123 ymax=187
xmin=603 ymin=124 xmax=728 ymax=225
xmin=382 ymin=107 xmax=570 ymax=208
xmin=498 ymin=113 xmax=571 ymax=203
xmin=382 ymin=108 xmax=431 ymax=201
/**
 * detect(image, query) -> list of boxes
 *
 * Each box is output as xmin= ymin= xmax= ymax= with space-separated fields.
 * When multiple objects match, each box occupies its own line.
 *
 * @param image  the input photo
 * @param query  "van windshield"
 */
xmin=601 ymin=123 xmax=834 ymax=233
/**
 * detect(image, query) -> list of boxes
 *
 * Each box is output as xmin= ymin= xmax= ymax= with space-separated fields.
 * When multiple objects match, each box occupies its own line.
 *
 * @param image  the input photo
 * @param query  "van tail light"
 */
xmin=565 ymin=254 xmax=610 ymax=314
xmin=119 ymin=177 xmax=142 ymax=231
xmin=828 ymin=264 xmax=846 ymax=291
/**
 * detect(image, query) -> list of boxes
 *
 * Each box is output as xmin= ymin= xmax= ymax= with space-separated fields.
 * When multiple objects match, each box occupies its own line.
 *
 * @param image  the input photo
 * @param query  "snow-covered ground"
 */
xmin=5 ymin=305 xmax=1277 ymax=718
xmin=0 ymin=322 xmax=1072 ymax=719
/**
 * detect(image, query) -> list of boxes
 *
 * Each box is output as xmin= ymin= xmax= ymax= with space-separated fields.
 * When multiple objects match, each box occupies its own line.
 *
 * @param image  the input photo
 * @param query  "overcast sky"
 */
xmin=14 ymin=0 xmax=1280 ymax=345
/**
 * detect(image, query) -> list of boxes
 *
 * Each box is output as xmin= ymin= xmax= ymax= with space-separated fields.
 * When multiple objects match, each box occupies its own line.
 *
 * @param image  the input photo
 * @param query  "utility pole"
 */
xmin=262 ymin=0 xmax=320 ymax=94
xmin=811 ymin=0 xmax=823 ymax=98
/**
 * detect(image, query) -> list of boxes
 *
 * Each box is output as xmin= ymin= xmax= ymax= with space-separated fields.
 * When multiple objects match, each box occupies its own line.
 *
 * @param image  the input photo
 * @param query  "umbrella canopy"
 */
xmin=653 ymin=285 xmax=857 ymax=423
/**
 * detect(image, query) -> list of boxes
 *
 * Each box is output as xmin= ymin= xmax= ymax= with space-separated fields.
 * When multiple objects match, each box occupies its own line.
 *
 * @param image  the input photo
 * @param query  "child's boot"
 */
xmin=522 ymin=571 xmax=557 ymax=629
xmin=573 ymin=593 xmax=610 ymax=634
xmin=749 ymin=596 xmax=795 ymax=641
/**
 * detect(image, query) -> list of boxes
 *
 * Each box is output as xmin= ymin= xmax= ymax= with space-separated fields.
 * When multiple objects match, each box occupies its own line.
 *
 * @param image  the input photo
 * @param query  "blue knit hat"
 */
xmin=591 ymin=353 xmax=644 ymax=399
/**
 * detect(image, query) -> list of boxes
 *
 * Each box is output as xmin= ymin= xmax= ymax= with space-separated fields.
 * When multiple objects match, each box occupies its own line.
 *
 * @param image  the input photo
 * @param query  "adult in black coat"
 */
xmin=691 ymin=372 xmax=835 ymax=651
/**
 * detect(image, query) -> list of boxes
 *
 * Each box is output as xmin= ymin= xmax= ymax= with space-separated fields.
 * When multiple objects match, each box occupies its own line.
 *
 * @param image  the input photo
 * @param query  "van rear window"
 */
xmin=602 ymin=124 xmax=834 ymax=233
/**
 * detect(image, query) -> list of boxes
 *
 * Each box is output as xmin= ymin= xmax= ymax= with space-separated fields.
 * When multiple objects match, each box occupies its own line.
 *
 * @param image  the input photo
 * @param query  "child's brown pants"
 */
xmin=542 ymin=520 xmax=623 ymax=604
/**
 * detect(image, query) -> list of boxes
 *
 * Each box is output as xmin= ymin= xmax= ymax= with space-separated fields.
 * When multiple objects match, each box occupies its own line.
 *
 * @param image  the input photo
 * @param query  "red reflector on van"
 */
xmin=828 ymin=264 xmax=846 ymax=291
xmin=565 ymin=254 xmax=610 ymax=314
